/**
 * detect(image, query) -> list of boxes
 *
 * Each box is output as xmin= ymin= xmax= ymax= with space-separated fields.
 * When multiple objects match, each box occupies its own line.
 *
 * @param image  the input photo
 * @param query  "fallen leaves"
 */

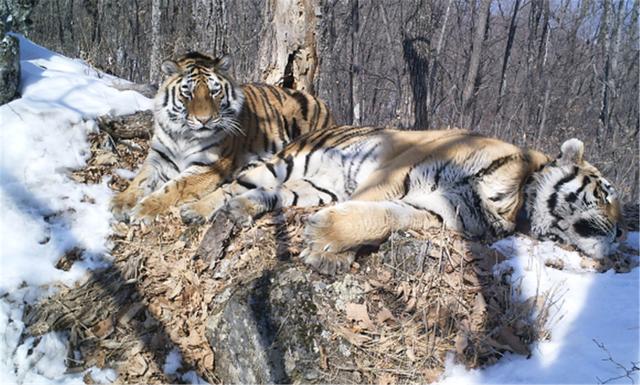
xmin=334 ymin=325 xmax=372 ymax=347
xmin=345 ymin=302 xmax=375 ymax=330
xmin=321 ymin=229 xmax=548 ymax=382
xmin=128 ymin=354 xmax=148 ymax=376
xmin=55 ymin=247 xmax=84 ymax=271
xmin=376 ymin=372 xmax=396 ymax=385
xmin=375 ymin=307 xmax=394 ymax=324
xmin=94 ymin=151 xmax=118 ymax=166
xmin=91 ymin=317 xmax=114 ymax=339
xmin=494 ymin=326 xmax=530 ymax=356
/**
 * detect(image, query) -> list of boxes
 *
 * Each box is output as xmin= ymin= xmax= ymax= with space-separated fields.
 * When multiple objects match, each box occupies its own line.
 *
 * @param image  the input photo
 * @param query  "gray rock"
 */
xmin=206 ymin=267 xmax=325 ymax=384
xmin=1 ymin=0 xmax=37 ymax=35
xmin=0 ymin=33 xmax=19 ymax=105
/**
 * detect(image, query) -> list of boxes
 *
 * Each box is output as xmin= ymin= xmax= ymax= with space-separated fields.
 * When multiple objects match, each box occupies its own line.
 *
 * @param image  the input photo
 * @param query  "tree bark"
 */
xmin=496 ymin=0 xmax=521 ymax=114
xmin=426 ymin=0 xmax=452 ymax=126
xmin=460 ymin=0 xmax=492 ymax=128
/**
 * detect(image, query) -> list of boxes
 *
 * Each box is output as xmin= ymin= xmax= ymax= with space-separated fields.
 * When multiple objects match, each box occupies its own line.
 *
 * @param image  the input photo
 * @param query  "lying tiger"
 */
xmin=111 ymin=52 xmax=334 ymax=221
xmin=188 ymin=126 xmax=624 ymax=274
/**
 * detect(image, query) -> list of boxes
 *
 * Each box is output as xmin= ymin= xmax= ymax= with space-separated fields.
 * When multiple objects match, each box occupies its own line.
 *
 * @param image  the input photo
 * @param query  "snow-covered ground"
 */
xmin=0 ymin=37 xmax=638 ymax=384
xmin=0 ymin=35 xmax=151 ymax=384
xmin=441 ymin=233 xmax=639 ymax=384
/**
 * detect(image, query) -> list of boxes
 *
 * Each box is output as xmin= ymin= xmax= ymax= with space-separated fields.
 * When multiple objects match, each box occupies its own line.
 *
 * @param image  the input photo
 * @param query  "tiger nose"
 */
xmin=196 ymin=116 xmax=211 ymax=125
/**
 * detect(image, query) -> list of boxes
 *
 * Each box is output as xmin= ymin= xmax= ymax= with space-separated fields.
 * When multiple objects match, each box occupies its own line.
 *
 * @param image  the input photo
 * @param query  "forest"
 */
xmin=29 ymin=0 xmax=640 ymax=200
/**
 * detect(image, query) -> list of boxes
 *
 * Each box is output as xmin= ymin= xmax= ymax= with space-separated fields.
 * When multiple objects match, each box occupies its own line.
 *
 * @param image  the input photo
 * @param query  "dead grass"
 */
xmin=307 ymin=229 xmax=556 ymax=384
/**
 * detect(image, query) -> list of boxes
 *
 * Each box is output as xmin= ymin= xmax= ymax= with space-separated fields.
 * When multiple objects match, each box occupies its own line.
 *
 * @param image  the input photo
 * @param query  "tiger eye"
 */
xmin=180 ymin=84 xmax=191 ymax=98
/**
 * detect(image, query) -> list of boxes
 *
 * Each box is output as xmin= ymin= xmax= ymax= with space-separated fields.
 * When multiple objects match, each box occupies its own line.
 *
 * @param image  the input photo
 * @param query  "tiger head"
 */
xmin=155 ymin=52 xmax=244 ymax=135
xmin=525 ymin=138 xmax=623 ymax=259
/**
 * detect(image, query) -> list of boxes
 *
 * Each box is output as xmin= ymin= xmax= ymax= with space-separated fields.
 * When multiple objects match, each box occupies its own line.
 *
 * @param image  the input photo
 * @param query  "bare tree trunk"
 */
xmin=460 ymin=0 xmax=492 ymax=128
xmin=402 ymin=2 xmax=431 ymax=129
xmin=496 ymin=0 xmax=520 ymax=115
xmin=598 ymin=0 xmax=612 ymax=144
xmin=426 ymin=0 xmax=452 ymax=125
xmin=350 ymin=0 xmax=361 ymax=126
xmin=608 ymin=0 xmax=625 ymax=146
xmin=535 ymin=0 xmax=551 ymax=148
xmin=149 ymin=0 xmax=162 ymax=84
xmin=561 ymin=0 xmax=591 ymax=124
xmin=521 ymin=0 xmax=544 ymax=143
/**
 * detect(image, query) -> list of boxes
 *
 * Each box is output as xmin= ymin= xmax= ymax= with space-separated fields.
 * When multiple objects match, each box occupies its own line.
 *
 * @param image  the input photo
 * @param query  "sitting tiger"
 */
xmin=191 ymin=126 xmax=624 ymax=274
xmin=111 ymin=52 xmax=334 ymax=221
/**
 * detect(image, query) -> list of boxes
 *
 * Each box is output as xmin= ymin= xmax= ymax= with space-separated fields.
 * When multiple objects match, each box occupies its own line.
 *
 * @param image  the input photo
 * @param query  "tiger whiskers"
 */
xmin=220 ymin=117 xmax=245 ymax=137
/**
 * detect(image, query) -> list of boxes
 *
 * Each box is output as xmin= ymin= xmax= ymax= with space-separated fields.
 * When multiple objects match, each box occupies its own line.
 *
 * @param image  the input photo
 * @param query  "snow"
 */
xmin=440 ymin=235 xmax=640 ymax=384
xmin=163 ymin=347 xmax=183 ymax=376
xmin=114 ymin=168 xmax=136 ymax=180
xmin=0 ymin=36 xmax=638 ymax=384
xmin=181 ymin=370 xmax=209 ymax=384
xmin=0 ymin=35 xmax=151 ymax=384
xmin=161 ymin=347 xmax=208 ymax=384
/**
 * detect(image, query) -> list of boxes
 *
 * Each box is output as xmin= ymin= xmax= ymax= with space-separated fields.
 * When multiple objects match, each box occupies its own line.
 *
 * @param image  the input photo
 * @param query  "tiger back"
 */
xmin=111 ymin=51 xmax=334 ymax=222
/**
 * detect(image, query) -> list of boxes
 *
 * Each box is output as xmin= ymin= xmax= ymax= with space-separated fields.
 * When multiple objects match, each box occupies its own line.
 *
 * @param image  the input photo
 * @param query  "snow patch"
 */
xmin=0 ymin=35 xmax=152 ymax=383
xmin=439 ymin=233 xmax=640 ymax=384
xmin=182 ymin=370 xmax=210 ymax=384
xmin=163 ymin=347 xmax=183 ymax=375
xmin=114 ymin=168 xmax=137 ymax=180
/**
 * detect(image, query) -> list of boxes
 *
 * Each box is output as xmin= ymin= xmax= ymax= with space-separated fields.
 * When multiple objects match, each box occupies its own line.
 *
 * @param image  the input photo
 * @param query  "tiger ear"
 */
xmin=214 ymin=55 xmax=231 ymax=72
xmin=559 ymin=138 xmax=584 ymax=165
xmin=161 ymin=60 xmax=181 ymax=75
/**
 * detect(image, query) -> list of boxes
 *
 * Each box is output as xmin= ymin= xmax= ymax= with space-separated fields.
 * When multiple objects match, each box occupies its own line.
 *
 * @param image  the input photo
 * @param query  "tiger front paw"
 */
xmin=301 ymin=207 xmax=358 ymax=275
xmin=300 ymin=246 xmax=355 ymax=275
xmin=131 ymin=194 xmax=168 ymax=223
xmin=111 ymin=190 xmax=139 ymax=221
xmin=179 ymin=189 xmax=230 ymax=225
xmin=222 ymin=196 xmax=263 ymax=227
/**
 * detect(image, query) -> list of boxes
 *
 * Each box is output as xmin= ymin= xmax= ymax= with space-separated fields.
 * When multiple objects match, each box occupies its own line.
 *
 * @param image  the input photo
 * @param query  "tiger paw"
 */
xmin=111 ymin=191 xmax=139 ymax=221
xmin=303 ymin=207 xmax=344 ymax=249
xmin=131 ymin=194 xmax=167 ymax=223
xmin=179 ymin=201 xmax=210 ymax=225
xmin=300 ymin=246 xmax=355 ymax=275
xmin=222 ymin=196 xmax=262 ymax=227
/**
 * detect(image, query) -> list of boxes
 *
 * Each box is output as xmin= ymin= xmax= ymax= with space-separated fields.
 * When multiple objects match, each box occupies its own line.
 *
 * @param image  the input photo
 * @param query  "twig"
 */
xmin=7 ymin=104 xmax=26 ymax=122
xmin=593 ymin=338 xmax=639 ymax=384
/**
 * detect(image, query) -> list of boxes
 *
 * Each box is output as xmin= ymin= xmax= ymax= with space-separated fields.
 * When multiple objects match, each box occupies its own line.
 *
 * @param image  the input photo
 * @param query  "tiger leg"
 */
xmin=132 ymin=166 xmax=224 ymax=222
xmin=112 ymin=162 xmax=165 ymax=221
xmin=222 ymin=178 xmax=342 ymax=226
xmin=179 ymin=180 xmax=251 ymax=224
xmin=180 ymin=156 xmax=300 ymax=224
xmin=301 ymin=200 xmax=443 ymax=275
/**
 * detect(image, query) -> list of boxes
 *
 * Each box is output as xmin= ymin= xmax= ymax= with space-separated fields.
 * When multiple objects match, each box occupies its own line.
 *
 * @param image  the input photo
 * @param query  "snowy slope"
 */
xmin=0 ymin=35 xmax=151 ymax=384
xmin=0 ymin=36 xmax=638 ymax=384
xmin=440 ymin=234 xmax=640 ymax=384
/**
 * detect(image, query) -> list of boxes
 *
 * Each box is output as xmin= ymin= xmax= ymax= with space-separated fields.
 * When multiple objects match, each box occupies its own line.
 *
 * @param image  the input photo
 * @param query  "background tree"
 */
xmin=26 ymin=0 xmax=639 ymax=201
